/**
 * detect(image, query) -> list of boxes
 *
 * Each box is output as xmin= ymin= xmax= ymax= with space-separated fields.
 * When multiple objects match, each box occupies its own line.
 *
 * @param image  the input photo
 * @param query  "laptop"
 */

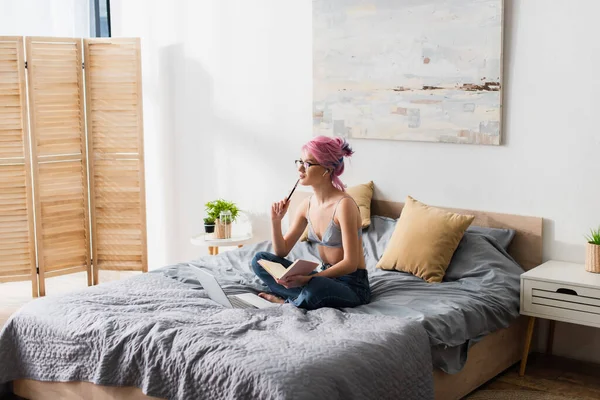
xmin=193 ymin=268 xmax=279 ymax=309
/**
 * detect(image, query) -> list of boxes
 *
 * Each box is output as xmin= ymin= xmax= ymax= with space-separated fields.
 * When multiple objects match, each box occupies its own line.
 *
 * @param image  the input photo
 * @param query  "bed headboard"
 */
xmin=288 ymin=192 xmax=543 ymax=271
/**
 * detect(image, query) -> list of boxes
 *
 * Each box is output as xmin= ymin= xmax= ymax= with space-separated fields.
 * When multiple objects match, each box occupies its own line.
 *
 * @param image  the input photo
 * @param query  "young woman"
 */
xmin=251 ymin=136 xmax=371 ymax=310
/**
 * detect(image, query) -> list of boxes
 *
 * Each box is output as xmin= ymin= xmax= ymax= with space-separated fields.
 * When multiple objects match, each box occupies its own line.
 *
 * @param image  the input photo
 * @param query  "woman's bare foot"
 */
xmin=258 ymin=292 xmax=285 ymax=304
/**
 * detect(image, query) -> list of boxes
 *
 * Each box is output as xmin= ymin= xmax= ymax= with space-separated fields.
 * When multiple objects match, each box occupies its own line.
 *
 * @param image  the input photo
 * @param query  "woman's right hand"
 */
xmin=271 ymin=198 xmax=290 ymax=222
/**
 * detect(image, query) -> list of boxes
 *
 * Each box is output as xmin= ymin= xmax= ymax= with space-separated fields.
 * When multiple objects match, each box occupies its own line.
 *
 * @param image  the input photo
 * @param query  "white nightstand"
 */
xmin=519 ymin=260 xmax=600 ymax=376
xmin=190 ymin=233 xmax=253 ymax=255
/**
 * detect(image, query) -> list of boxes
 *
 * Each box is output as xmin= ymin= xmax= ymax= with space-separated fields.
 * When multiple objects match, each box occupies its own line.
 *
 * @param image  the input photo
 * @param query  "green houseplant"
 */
xmin=205 ymin=199 xmax=240 ymax=238
xmin=585 ymin=226 xmax=600 ymax=273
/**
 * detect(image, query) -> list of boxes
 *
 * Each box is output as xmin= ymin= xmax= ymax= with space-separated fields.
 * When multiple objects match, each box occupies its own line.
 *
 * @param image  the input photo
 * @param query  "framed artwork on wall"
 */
xmin=313 ymin=0 xmax=504 ymax=145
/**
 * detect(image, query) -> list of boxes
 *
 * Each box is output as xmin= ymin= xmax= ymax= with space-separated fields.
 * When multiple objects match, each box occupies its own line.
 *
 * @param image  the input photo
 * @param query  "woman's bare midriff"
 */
xmin=317 ymin=239 xmax=366 ymax=270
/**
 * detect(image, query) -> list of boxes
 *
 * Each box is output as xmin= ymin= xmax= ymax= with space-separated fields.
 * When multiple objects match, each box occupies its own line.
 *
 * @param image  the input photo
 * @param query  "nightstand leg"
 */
xmin=547 ymin=320 xmax=555 ymax=355
xmin=208 ymin=246 xmax=214 ymax=255
xmin=519 ymin=316 xmax=536 ymax=377
xmin=213 ymin=246 xmax=219 ymax=255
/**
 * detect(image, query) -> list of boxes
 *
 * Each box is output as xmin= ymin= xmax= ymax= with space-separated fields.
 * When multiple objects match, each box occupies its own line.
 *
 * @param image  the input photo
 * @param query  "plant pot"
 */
xmin=215 ymin=218 xmax=232 ymax=239
xmin=204 ymin=224 xmax=215 ymax=234
xmin=586 ymin=243 xmax=600 ymax=273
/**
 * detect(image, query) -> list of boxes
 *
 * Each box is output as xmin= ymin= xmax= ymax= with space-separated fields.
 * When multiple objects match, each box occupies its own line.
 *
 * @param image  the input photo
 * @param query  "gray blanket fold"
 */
xmin=0 ymin=272 xmax=433 ymax=400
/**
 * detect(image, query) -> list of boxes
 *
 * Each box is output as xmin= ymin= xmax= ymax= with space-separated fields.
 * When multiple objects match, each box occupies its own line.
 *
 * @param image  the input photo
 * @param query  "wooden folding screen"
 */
xmin=0 ymin=36 xmax=146 ymax=296
xmin=0 ymin=37 xmax=37 ymax=296
xmin=84 ymin=38 xmax=147 ymax=285
xmin=26 ymin=37 xmax=91 ymax=296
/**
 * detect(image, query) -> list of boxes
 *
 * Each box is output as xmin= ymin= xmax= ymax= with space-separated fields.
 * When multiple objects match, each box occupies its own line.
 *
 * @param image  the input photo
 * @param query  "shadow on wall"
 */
xmin=158 ymin=44 xmax=181 ymax=265
xmin=542 ymin=219 xmax=586 ymax=263
xmin=158 ymin=45 xmax=297 ymax=264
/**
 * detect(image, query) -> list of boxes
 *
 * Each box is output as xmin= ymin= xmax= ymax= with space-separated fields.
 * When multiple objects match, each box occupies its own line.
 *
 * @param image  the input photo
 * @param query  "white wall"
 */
xmin=111 ymin=0 xmax=313 ymax=269
xmin=111 ymin=0 xmax=600 ymax=363
xmin=1 ymin=0 xmax=89 ymax=37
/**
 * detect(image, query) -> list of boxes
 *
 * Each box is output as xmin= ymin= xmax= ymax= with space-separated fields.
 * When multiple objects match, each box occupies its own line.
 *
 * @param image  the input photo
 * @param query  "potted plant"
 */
xmin=203 ymin=217 xmax=215 ymax=234
xmin=205 ymin=199 xmax=240 ymax=239
xmin=585 ymin=226 xmax=600 ymax=273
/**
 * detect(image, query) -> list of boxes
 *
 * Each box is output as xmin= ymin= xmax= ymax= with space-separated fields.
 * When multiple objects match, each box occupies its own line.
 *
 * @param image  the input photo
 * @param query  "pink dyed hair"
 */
xmin=302 ymin=136 xmax=354 ymax=191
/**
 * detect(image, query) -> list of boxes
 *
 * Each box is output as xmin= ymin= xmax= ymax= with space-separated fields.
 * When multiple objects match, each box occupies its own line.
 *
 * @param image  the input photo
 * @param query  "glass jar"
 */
xmin=218 ymin=210 xmax=232 ymax=239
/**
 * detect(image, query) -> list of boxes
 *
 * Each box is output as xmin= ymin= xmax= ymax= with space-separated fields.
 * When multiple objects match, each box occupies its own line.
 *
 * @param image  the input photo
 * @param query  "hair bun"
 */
xmin=340 ymin=139 xmax=354 ymax=158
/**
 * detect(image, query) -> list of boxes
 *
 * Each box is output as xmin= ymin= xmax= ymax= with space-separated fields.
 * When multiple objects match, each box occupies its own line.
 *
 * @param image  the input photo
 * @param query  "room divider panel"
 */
xmin=84 ymin=38 xmax=148 ymax=285
xmin=0 ymin=36 xmax=147 ymax=297
xmin=26 ymin=37 xmax=91 ymax=296
xmin=0 ymin=37 xmax=37 ymax=296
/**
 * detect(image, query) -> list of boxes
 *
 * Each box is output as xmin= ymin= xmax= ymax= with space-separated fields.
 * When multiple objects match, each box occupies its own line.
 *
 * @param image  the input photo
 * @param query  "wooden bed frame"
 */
xmin=11 ymin=194 xmax=543 ymax=400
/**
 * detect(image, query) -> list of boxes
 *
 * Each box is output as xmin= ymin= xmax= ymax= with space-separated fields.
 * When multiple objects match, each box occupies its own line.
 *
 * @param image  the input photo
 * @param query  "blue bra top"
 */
xmin=306 ymin=195 xmax=362 ymax=248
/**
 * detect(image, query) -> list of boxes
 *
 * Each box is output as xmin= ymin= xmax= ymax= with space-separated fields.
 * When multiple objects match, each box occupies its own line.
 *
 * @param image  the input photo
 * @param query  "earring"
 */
xmin=322 ymin=170 xmax=328 ymax=176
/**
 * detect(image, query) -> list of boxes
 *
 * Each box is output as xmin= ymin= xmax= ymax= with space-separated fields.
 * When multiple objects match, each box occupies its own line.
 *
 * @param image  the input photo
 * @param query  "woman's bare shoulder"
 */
xmin=297 ymin=196 xmax=310 ymax=218
xmin=334 ymin=196 xmax=359 ymax=220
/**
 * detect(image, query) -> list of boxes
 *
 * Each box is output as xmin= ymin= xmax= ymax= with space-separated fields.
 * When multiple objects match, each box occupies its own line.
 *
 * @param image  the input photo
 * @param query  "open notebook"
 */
xmin=257 ymin=259 xmax=320 ymax=280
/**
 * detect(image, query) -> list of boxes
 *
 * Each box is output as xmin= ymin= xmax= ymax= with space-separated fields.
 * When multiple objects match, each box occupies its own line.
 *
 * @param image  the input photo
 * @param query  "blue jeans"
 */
xmin=251 ymin=251 xmax=371 ymax=310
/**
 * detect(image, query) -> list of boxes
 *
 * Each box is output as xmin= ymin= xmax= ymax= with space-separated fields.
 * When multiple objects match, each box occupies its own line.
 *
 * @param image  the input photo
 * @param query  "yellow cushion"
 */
xmin=376 ymin=196 xmax=474 ymax=283
xmin=300 ymin=181 xmax=374 ymax=242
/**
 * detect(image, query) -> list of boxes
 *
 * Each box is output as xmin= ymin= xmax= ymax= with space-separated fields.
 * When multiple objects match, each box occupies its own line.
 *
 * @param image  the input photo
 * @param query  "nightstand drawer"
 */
xmin=522 ymin=279 xmax=600 ymax=326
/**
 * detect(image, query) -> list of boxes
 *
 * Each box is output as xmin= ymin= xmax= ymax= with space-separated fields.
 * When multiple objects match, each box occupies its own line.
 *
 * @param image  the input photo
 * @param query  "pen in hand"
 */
xmin=272 ymin=179 xmax=300 ymax=221
xmin=286 ymin=179 xmax=300 ymax=203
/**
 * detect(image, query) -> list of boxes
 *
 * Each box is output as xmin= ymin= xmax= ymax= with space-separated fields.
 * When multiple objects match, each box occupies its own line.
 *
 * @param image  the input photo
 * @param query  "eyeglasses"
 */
xmin=294 ymin=159 xmax=321 ymax=170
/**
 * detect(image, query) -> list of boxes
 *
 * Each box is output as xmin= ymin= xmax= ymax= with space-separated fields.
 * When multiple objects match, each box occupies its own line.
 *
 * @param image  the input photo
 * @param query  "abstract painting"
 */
xmin=313 ymin=0 xmax=504 ymax=145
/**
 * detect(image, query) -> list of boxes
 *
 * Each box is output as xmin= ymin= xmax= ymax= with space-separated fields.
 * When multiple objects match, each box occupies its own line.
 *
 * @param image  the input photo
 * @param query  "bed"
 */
xmin=1 ymin=194 xmax=542 ymax=400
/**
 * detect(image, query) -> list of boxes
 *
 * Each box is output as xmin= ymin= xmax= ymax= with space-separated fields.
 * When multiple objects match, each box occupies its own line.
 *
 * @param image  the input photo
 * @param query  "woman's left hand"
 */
xmin=277 ymin=275 xmax=313 ymax=288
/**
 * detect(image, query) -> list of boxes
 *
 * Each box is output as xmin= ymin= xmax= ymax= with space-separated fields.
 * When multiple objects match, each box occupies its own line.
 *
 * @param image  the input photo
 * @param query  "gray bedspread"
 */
xmin=0 ymin=265 xmax=433 ymax=400
xmin=160 ymin=216 xmax=523 ymax=374
xmin=0 ymin=215 xmax=523 ymax=399
xmin=157 ymin=216 xmax=523 ymax=374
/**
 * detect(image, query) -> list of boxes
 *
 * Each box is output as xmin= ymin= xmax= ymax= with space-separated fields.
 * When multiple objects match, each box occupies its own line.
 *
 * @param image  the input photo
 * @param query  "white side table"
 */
xmin=190 ymin=233 xmax=253 ymax=255
xmin=519 ymin=260 xmax=600 ymax=376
